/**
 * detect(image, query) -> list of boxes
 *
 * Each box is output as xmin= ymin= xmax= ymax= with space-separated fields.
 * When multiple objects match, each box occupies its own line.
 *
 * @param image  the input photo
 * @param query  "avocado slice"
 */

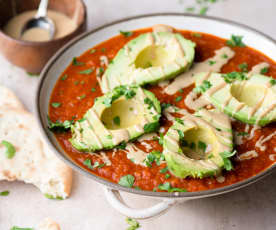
xmin=70 ymin=85 xmax=161 ymax=152
xmin=194 ymin=72 xmax=276 ymax=126
xmin=100 ymin=32 xmax=195 ymax=93
xmin=163 ymin=109 xmax=233 ymax=179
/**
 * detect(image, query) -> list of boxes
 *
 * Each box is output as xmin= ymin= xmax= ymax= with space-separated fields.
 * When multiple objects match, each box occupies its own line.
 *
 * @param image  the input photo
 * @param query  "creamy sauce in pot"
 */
xmin=3 ymin=10 xmax=77 ymax=42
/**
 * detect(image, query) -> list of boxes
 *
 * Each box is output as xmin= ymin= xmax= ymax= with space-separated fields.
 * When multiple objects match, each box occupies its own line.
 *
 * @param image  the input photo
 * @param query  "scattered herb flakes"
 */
xmin=238 ymin=63 xmax=248 ymax=72
xmin=51 ymin=102 xmax=61 ymax=108
xmin=126 ymin=217 xmax=140 ymax=230
xmin=165 ymin=174 xmax=171 ymax=179
xmin=221 ymin=54 xmax=228 ymax=59
xmin=260 ymin=67 xmax=269 ymax=74
xmin=192 ymin=32 xmax=202 ymax=38
xmin=101 ymin=48 xmax=106 ymax=52
xmin=78 ymin=94 xmax=86 ymax=100
xmin=90 ymin=49 xmax=96 ymax=54
xmin=113 ymin=116 xmax=121 ymax=126
xmin=61 ymin=74 xmax=68 ymax=81
xmin=10 ymin=226 xmax=34 ymax=230
xmin=179 ymin=89 xmax=184 ymax=93
xmin=226 ymin=35 xmax=246 ymax=47
xmin=0 ymin=190 xmax=9 ymax=196
xmin=144 ymin=97 xmax=155 ymax=109
xmin=91 ymin=87 xmax=96 ymax=92
xmin=1 ymin=140 xmax=16 ymax=159
xmin=222 ymin=72 xmax=247 ymax=83
xmin=175 ymin=96 xmax=183 ymax=102
xmin=118 ymin=174 xmax=135 ymax=188
xmin=44 ymin=193 xmax=64 ymax=200
xmin=175 ymin=118 xmax=184 ymax=125
xmin=208 ymin=60 xmax=216 ymax=66
xmin=161 ymin=102 xmax=172 ymax=110
xmin=194 ymin=80 xmax=212 ymax=93
xmin=160 ymin=167 xmax=168 ymax=174
xmin=83 ymin=159 xmax=94 ymax=169
xmin=198 ymin=141 xmax=207 ymax=152
xmin=144 ymin=150 xmax=163 ymax=167
xmin=144 ymin=122 xmax=160 ymax=133
xmin=72 ymin=57 xmax=84 ymax=66
xmin=185 ymin=7 xmax=195 ymax=12
xmin=116 ymin=141 xmax=127 ymax=150
xmin=47 ymin=116 xmax=73 ymax=132
xmin=237 ymin=132 xmax=249 ymax=136
xmin=74 ymin=80 xmax=80 ymax=85
xmin=120 ymin=30 xmax=133 ymax=37
xmin=199 ymin=6 xmax=208 ymax=15
xmin=158 ymin=182 xmax=187 ymax=192
xmin=270 ymin=79 xmax=276 ymax=85
xmin=79 ymin=68 xmax=94 ymax=75
xmin=220 ymin=150 xmax=237 ymax=171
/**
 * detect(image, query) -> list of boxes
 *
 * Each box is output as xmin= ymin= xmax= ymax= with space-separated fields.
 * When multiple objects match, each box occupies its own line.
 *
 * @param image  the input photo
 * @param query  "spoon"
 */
xmin=21 ymin=0 xmax=55 ymax=40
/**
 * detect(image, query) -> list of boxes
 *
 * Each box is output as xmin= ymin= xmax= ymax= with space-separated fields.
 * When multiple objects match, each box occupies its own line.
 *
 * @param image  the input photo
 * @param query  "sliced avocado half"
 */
xmin=194 ymin=72 xmax=276 ymax=126
xmin=163 ymin=109 xmax=233 ymax=179
xmin=70 ymin=85 xmax=161 ymax=152
xmin=100 ymin=32 xmax=195 ymax=93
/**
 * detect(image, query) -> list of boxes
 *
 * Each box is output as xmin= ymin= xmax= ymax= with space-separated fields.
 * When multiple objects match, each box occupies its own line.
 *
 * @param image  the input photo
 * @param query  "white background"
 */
xmin=1 ymin=0 xmax=276 ymax=229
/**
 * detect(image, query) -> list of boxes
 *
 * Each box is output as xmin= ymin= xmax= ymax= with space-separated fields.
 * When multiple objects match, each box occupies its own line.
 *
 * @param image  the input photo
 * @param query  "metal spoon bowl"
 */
xmin=21 ymin=0 xmax=55 ymax=40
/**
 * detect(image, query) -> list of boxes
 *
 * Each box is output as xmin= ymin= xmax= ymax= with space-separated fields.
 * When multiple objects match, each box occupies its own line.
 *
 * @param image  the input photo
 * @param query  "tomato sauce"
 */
xmin=49 ymin=28 xmax=276 ymax=192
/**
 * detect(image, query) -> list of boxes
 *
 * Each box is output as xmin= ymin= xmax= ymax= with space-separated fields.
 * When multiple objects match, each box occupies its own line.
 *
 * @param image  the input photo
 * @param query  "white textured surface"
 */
xmin=1 ymin=0 xmax=276 ymax=229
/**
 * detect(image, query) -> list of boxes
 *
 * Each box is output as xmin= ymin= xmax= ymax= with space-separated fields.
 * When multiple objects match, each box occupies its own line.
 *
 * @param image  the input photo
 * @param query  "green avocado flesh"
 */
xmin=163 ymin=109 xmax=233 ymax=179
xmin=100 ymin=32 xmax=195 ymax=93
xmin=70 ymin=85 xmax=161 ymax=152
xmin=194 ymin=72 xmax=276 ymax=126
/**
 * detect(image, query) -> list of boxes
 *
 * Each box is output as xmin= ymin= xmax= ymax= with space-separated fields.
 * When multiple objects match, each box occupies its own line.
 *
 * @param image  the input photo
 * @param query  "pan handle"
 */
xmin=103 ymin=187 xmax=177 ymax=219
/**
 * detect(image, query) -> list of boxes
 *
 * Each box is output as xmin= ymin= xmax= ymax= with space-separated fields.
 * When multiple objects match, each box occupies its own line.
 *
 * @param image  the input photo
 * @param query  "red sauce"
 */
xmin=49 ymin=28 xmax=276 ymax=192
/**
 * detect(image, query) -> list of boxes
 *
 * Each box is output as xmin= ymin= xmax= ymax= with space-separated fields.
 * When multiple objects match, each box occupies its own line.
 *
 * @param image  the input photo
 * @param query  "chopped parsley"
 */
xmin=221 ymin=54 xmax=228 ymax=59
xmin=126 ymin=217 xmax=140 ymax=230
xmin=47 ymin=116 xmax=73 ymax=132
xmin=83 ymin=159 xmax=105 ymax=169
xmin=158 ymin=182 xmax=187 ymax=192
xmin=222 ymin=72 xmax=247 ymax=83
xmin=144 ymin=150 xmax=164 ymax=167
xmin=192 ymin=33 xmax=202 ymax=38
xmin=270 ymin=78 xmax=276 ymax=85
xmin=116 ymin=141 xmax=127 ymax=150
xmin=154 ymin=133 xmax=164 ymax=145
xmin=175 ymin=117 xmax=184 ymax=125
xmin=165 ymin=174 xmax=171 ymax=179
xmin=220 ymin=150 xmax=237 ymax=171
xmin=1 ymin=140 xmax=16 ymax=159
xmin=79 ymin=68 xmax=94 ymax=75
xmin=175 ymin=96 xmax=183 ymax=102
xmin=44 ymin=194 xmax=64 ymax=200
xmin=91 ymin=88 xmax=96 ymax=92
xmin=194 ymin=80 xmax=212 ymax=93
xmin=160 ymin=167 xmax=168 ymax=174
xmin=78 ymin=94 xmax=86 ymax=100
xmin=238 ymin=63 xmax=248 ymax=72
xmin=61 ymin=74 xmax=68 ymax=80
xmin=261 ymin=67 xmax=269 ymax=74
xmin=144 ymin=122 xmax=160 ymax=133
xmin=72 ymin=57 xmax=84 ymax=66
xmin=0 ymin=190 xmax=9 ymax=196
xmin=120 ymin=30 xmax=133 ymax=37
xmin=144 ymin=97 xmax=155 ymax=110
xmin=161 ymin=102 xmax=172 ymax=111
xmin=118 ymin=174 xmax=135 ymax=188
xmin=237 ymin=132 xmax=249 ymax=136
xmin=51 ymin=102 xmax=61 ymax=108
xmin=226 ymin=35 xmax=246 ymax=47
xmin=113 ymin=116 xmax=121 ymax=126
xmin=179 ymin=89 xmax=184 ymax=93
xmin=199 ymin=6 xmax=208 ymax=15
xmin=90 ymin=49 xmax=96 ymax=54
xmin=208 ymin=60 xmax=216 ymax=66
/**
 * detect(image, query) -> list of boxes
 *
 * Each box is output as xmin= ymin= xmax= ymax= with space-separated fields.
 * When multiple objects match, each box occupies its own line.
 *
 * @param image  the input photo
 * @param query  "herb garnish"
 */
xmin=61 ymin=74 xmax=68 ymax=80
xmin=161 ymin=103 xmax=172 ymax=111
xmin=175 ymin=96 xmax=182 ymax=102
xmin=0 ymin=190 xmax=9 ymax=196
xmin=237 ymin=132 xmax=249 ymax=136
xmin=270 ymin=79 xmax=276 ymax=85
xmin=198 ymin=141 xmax=207 ymax=152
xmin=118 ymin=174 xmax=135 ymax=188
xmin=261 ymin=67 xmax=269 ymax=74
xmin=10 ymin=226 xmax=34 ymax=230
xmin=221 ymin=54 xmax=228 ymax=59
xmin=160 ymin=167 xmax=168 ymax=174
xmin=120 ymin=30 xmax=133 ymax=37
xmin=158 ymin=182 xmax=187 ymax=192
xmin=226 ymin=35 xmax=246 ymax=47
xmin=199 ymin=6 xmax=208 ymax=15
xmin=194 ymin=80 xmax=212 ymax=93
xmin=208 ymin=60 xmax=216 ymax=66
xmin=113 ymin=116 xmax=121 ymax=126
xmin=175 ymin=117 xmax=184 ymax=125
xmin=220 ymin=150 xmax=237 ymax=171
xmin=1 ymin=140 xmax=16 ymax=159
xmin=91 ymin=87 xmax=96 ymax=92
xmin=144 ymin=122 xmax=160 ymax=133
xmin=238 ymin=63 xmax=248 ymax=72
xmin=90 ymin=49 xmax=96 ymax=54
xmin=116 ymin=141 xmax=127 ymax=150
xmin=222 ymin=72 xmax=247 ymax=83
xmin=79 ymin=68 xmax=94 ymax=75
xmin=78 ymin=94 xmax=86 ymax=100
xmin=72 ymin=57 xmax=84 ymax=66
xmin=144 ymin=150 xmax=164 ymax=167
xmin=144 ymin=98 xmax=155 ymax=110
xmin=192 ymin=33 xmax=202 ymax=38
xmin=83 ymin=159 xmax=105 ymax=169
xmin=51 ymin=102 xmax=61 ymax=108
xmin=126 ymin=217 xmax=140 ymax=230
xmin=47 ymin=116 xmax=73 ymax=132
xmin=165 ymin=174 xmax=171 ymax=179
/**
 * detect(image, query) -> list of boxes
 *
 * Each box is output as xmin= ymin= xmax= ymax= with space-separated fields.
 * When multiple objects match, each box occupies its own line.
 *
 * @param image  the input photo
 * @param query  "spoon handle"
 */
xmin=35 ymin=0 xmax=49 ymax=18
